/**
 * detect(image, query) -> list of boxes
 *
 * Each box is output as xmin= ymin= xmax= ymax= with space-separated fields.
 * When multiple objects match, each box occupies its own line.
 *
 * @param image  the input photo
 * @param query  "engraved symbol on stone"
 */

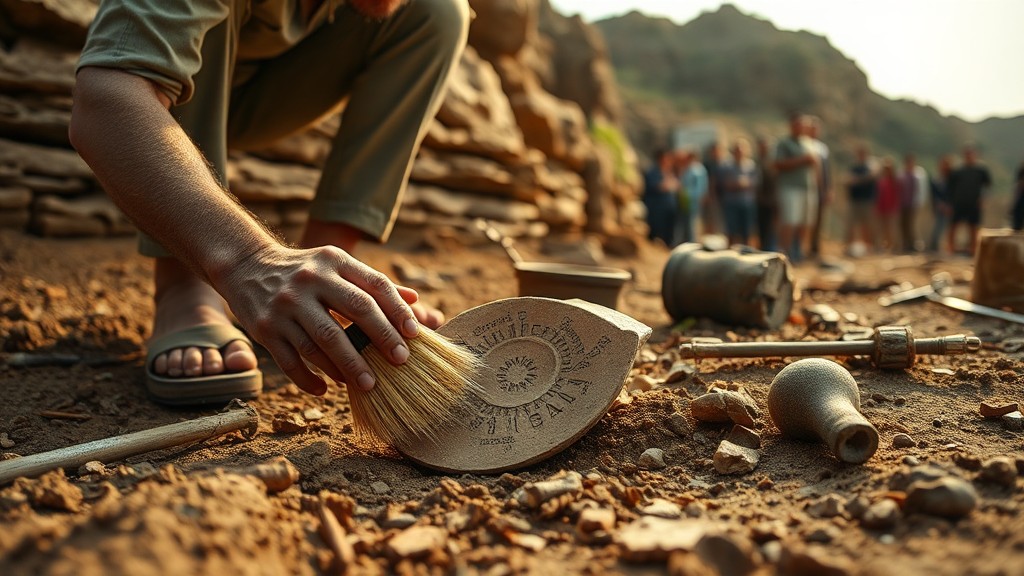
xmin=496 ymin=355 xmax=538 ymax=393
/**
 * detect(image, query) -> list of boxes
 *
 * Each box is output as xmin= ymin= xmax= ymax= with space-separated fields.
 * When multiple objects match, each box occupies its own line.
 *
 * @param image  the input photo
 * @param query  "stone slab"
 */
xmin=400 ymin=297 xmax=651 ymax=473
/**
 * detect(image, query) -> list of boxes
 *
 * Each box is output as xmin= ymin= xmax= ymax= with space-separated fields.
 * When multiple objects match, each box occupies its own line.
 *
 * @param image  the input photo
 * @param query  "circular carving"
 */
xmin=483 ymin=337 xmax=558 ymax=408
xmin=396 ymin=297 xmax=651 ymax=474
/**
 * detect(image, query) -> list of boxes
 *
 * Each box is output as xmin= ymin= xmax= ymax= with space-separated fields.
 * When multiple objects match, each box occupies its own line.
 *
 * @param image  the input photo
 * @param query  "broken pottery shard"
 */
xmin=386 ymin=525 xmax=447 ymax=560
xmin=713 ymin=440 xmax=759 ymax=475
xmin=616 ymin=517 xmax=716 ymax=562
xmin=403 ymin=297 xmax=651 ymax=474
xmin=980 ymin=401 xmax=1018 ymax=419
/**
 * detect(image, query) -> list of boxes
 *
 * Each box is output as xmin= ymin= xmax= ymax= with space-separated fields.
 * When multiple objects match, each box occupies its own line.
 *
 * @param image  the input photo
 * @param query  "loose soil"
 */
xmin=1 ymin=228 xmax=1022 ymax=575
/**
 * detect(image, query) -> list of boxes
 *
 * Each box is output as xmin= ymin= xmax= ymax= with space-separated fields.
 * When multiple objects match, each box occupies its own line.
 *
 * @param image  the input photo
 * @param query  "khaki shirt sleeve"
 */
xmin=77 ymin=0 xmax=232 ymax=106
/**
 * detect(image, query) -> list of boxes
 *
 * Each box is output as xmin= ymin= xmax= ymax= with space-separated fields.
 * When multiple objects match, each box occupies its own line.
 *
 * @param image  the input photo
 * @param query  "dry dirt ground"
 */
xmin=1 ymin=227 xmax=1023 ymax=575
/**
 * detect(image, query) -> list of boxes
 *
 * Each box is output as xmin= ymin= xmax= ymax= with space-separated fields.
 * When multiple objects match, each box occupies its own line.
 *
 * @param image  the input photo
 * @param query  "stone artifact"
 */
xmin=679 ymin=325 xmax=979 ymax=369
xmin=662 ymin=243 xmax=794 ymax=329
xmin=767 ymin=358 xmax=879 ymax=464
xmin=399 ymin=297 xmax=651 ymax=473
xmin=971 ymin=228 xmax=1024 ymax=313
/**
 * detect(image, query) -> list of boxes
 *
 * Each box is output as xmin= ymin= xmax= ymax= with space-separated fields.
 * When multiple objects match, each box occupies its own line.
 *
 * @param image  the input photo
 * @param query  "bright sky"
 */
xmin=549 ymin=0 xmax=1024 ymax=122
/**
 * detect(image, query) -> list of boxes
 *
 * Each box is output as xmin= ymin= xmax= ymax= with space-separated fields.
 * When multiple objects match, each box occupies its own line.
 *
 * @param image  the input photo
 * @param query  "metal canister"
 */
xmin=662 ymin=243 xmax=794 ymax=328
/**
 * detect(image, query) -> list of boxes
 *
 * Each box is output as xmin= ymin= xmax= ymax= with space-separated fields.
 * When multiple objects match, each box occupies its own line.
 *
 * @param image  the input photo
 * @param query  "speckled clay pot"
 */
xmin=767 ymin=358 xmax=879 ymax=464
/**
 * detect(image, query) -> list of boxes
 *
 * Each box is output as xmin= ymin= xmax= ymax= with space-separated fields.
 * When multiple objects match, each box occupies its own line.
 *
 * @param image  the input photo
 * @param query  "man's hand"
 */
xmin=215 ymin=243 xmax=420 ymax=396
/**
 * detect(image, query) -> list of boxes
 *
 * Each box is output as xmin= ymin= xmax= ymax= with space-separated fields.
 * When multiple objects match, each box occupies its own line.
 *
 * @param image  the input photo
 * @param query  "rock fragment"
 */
xmin=861 ymin=499 xmax=900 ymax=529
xmin=1003 ymin=411 xmax=1024 ymax=431
xmin=980 ymin=401 xmax=1018 ymax=418
xmin=577 ymin=507 xmax=615 ymax=544
xmin=665 ymin=412 xmax=690 ymax=437
xmin=977 ymin=457 xmax=1017 ymax=487
xmin=627 ymin=373 xmax=658 ymax=393
xmin=891 ymin=433 xmax=915 ymax=449
xmin=904 ymin=477 xmax=978 ymax=518
xmin=779 ymin=544 xmax=853 ymax=576
xmin=520 ymin=471 xmax=583 ymax=508
xmin=29 ymin=470 xmax=83 ymax=512
xmin=806 ymin=494 xmax=845 ymax=519
xmin=638 ymin=448 xmax=667 ymax=470
xmin=387 ymin=525 xmax=447 ymax=560
xmin=691 ymin=389 xmax=759 ymax=427
xmin=616 ymin=517 xmax=715 ymax=562
xmin=725 ymin=425 xmax=761 ymax=449
xmin=271 ymin=413 xmax=307 ymax=433
xmin=665 ymin=362 xmax=696 ymax=384
xmin=370 ymin=481 xmax=391 ymax=494
xmin=713 ymin=440 xmax=759 ymax=475
xmin=0 ymin=432 xmax=14 ymax=449
xmin=302 ymin=407 xmax=325 ymax=421
xmin=694 ymin=532 xmax=763 ymax=576
xmin=640 ymin=498 xmax=682 ymax=519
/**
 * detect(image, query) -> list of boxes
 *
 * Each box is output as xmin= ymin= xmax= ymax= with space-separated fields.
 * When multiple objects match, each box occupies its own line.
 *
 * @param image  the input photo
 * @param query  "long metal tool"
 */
xmin=878 ymin=272 xmax=952 ymax=306
xmin=0 ymin=400 xmax=259 ymax=485
xmin=926 ymin=293 xmax=1024 ymax=325
xmin=678 ymin=325 xmax=980 ymax=369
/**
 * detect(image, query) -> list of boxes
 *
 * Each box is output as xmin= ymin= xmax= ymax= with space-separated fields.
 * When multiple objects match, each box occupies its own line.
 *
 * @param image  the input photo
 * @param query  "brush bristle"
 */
xmin=348 ymin=326 xmax=483 ymax=446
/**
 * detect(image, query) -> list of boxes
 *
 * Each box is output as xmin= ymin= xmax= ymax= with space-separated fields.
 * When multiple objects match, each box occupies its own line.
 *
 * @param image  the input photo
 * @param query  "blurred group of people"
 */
xmin=643 ymin=111 xmax=1023 ymax=260
xmin=843 ymin=145 xmax=995 ymax=255
xmin=642 ymin=113 xmax=830 ymax=262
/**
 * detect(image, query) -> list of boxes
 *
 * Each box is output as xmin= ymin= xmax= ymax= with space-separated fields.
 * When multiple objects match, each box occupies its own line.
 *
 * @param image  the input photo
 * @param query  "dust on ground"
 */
xmin=1 ymin=228 xmax=1022 ymax=575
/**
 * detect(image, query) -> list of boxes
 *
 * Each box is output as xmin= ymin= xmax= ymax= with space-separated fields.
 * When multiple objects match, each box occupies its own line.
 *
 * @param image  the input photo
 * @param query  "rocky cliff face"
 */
xmin=0 ymin=0 xmax=640 ymax=240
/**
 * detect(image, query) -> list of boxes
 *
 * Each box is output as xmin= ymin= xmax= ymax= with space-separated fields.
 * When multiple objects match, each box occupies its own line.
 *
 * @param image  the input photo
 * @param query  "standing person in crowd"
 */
xmin=703 ymin=141 xmax=727 ymax=235
xmin=899 ymin=153 xmax=928 ymax=252
xmin=719 ymin=139 xmax=759 ymax=246
xmin=773 ymin=113 xmax=818 ymax=262
xmin=844 ymin=144 xmax=877 ymax=255
xmin=927 ymin=155 xmax=954 ymax=253
xmin=947 ymin=145 xmax=992 ymax=254
xmin=875 ymin=158 xmax=901 ymax=252
xmin=1013 ymin=156 xmax=1024 ymax=231
xmin=755 ymin=137 xmax=778 ymax=252
xmin=643 ymin=148 xmax=681 ymax=246
xmin=677 ymin=147 xmax=709 ymax=244
xmin=807 ymin=116 xmax=831 ymax=258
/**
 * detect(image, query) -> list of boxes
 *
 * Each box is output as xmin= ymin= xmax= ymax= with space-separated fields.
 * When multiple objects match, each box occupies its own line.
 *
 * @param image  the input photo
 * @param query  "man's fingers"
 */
xmin=294 ymin=314 xmax=379 ymax=389
xmin=265 ymin=338 xmax=329 ymax=396
xmin=396 ymin=285 xmax=419 ymax=305
xmin=338 ymin=257 xmax=419 ymax=340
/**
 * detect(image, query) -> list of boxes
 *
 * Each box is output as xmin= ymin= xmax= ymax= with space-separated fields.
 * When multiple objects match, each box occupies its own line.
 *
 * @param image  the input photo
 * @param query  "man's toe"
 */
xmin=223 ymin=340 xmax=258 ymax=372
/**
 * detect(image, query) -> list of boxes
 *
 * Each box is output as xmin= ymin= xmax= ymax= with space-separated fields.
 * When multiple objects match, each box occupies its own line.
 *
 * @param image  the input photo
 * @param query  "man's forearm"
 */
xmin=69 ymin=67 xmax=277 ymax=285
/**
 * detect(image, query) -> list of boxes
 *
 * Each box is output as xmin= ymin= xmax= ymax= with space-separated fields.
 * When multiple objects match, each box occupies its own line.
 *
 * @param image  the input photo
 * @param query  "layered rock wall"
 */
xmin=0 ymin=0 xmax=639 ymax=240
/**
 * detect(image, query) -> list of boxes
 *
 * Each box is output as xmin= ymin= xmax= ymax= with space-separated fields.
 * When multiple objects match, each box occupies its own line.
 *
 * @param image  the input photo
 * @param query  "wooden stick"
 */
xmin=0 ymin=400 xmax=259 ymax=485
xmin=39 ymin=410 xmax=93 ymax=421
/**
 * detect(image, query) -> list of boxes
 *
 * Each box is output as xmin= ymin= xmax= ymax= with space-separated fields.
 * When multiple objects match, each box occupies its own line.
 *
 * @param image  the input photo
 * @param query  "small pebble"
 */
xmin=713 ymin=440 xmax=759 ymax=475
xmin=861 ymin=499 xmax=900 ymax=529
xmin=370 ymin=481 xmax=391 ymax=494
xmin=381 ymin=513 xmax=417 ymax=529
xmin=694 ymin=532 xmax=763 ymax=576
xmin=905 ymin=476 xmax=978 ymax=518
xmin=272 ymin=413 xmax=308 ymax=433
xmin=902 ymin=456 xmax=921 ymax=466
xmin=640 ymin=498 xmax=682 ymax=519
xmin=0 ymin=433 xmax=14 ymax=449
xmin=638 ymin=448 xmax=667 ymax=470
xmin=1002 ymin=411 xmax=1024 ymax=431
xmin=665 ymin=362 xmax=696 ymax=384
xmin=979 ymin=401 xmax=1019 ymax=419
xmin=302 ymin=407 xmax=325 ymax=421
xmin=665 ymin=412 xmax=690 ymax=437
xmin=845 ymin=495 xmax=870 ymax=520
xmin=932 ymin=419 xmax=943 ymax=428
xmin=627 ymin=374 xmax=658 ymax=393
xmin=977 ymin=457 xmax=1017 ymax=487
xmin=684 ymin=501 xmax=706 ymax=518
xmin=804 ymin=526 xmax=840 ymax=543
xmin=77 ymin=461 xmax=106 ymax=476
xmin=806 ymin=494 xmax=845 ymax=519
xmin=892 ymin=434 xmax=915 ymax=449
xmin=894 ymin=397 xmax=907 ymax=406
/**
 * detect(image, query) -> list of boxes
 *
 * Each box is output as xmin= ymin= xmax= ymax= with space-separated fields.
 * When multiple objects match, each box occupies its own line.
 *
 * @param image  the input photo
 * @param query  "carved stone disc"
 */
xmin=397 ymin=297 xmax=652 ymax=473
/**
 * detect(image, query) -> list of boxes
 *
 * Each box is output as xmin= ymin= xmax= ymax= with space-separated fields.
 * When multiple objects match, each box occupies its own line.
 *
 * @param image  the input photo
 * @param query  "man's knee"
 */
xmin=402 ymin=0 xmax=470 ymax=59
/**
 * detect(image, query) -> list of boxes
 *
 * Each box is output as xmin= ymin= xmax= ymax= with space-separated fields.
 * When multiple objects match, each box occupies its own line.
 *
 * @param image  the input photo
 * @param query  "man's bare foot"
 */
xmin=301 ymin=218 xmax=446 ymax=329
xmin=150 ymin=257 xmax=258 ymax=378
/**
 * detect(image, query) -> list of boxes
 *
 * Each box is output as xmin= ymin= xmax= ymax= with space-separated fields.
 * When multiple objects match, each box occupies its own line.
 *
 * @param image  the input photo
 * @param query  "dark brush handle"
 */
xmin=343 ymin=323 xmax=371 ymax=353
